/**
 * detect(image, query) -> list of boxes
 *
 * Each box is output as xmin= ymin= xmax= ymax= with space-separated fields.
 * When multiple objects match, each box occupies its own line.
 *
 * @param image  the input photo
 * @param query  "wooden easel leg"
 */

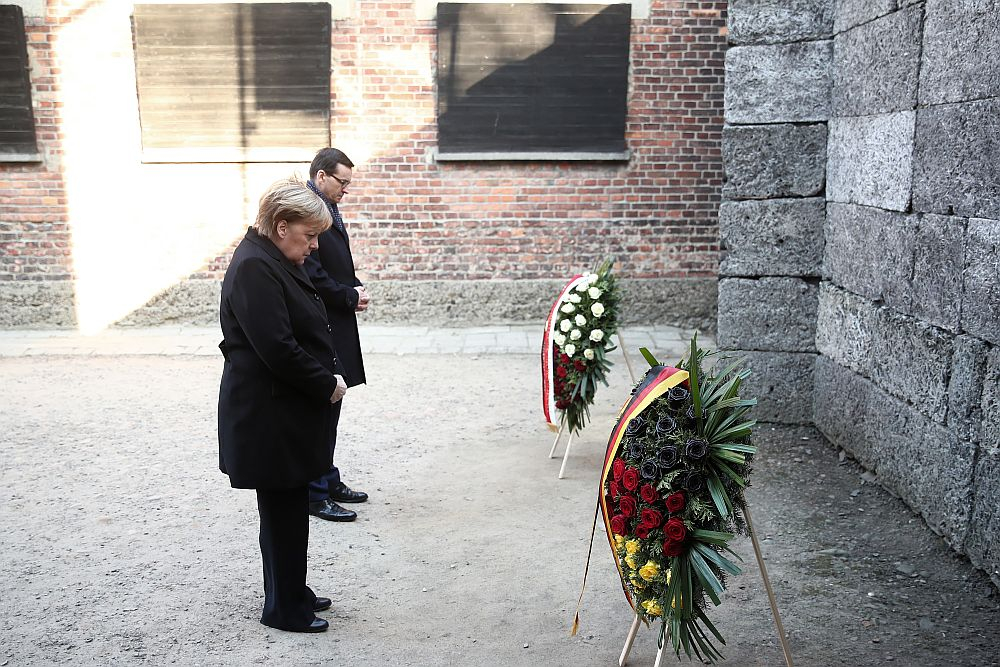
xmin=557 ymin=431 xmax=575 ymax=479
xmin=616 ymin=331 xmax=637 ymax=384
xmin=548 ymin=420 xmax=565 ymax=459
xmin=618 ymin=614 xmax=641 ymax=666
xmin=652 ymin=643 xmax=664 ymax=667
xmin=745 ymin=505 xmax=794 ymax=667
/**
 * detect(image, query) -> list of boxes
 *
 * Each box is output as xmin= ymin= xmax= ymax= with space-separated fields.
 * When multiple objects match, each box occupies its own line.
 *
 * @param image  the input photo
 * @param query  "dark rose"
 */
xmin=640 ymin=459 xmax=660 ymax=480
xmin=663 ymin=539 xmax=686 ymax=557
xmin=655 ymin=415 xmax=677 ymax=435
xmin=639 ymin=483 xmax=658 ymax=504
xmin=610 ymin=514 xmax=626 ymax=535
xmin=612 ymin=458 xmax=625 ymax=481
xmin=622 ymin=467 xmax=640 ymax=491
xmin=686 ymin=404 xmax=697 ymax=420
xmin=683 ymin=471 xmax=705 ymax=493
xmin=609 ymin=480 xmax=621 ymax=499
xmin=635 ymin=524 xmax=651 ymax=539
xmin=554 ymin=380 xmax=564 ymax=393
xmin=560 ymin=353 xmax=571 ymax=365
xmin=619 ymin=495 xmax=637 ymax=518
xmin=664 ymin=517 xmax=687 ymax=542
xmin=574 ymin=359 xmax=587 ymax=372
xmin=628 ymin=441 xmax=645 ymax=461
xmin=667 ymin=385 xmax=689 ymax=408
xmin=665 ymin=492 xmax=686 ymax=513
xmin=640 ymin=508 xmax=663 ymax=529
xmin=625 ymin=415 xmax=646 ymax=436
xmin=556 ymin=365 xmax=568 ymax=379
xmin=657 ymin=446 xmax=679 ymax=469
xmin=684 ymin=437 xmax=709 ymax=460
xmin=555 ymin=399 xmax=568 ymax=410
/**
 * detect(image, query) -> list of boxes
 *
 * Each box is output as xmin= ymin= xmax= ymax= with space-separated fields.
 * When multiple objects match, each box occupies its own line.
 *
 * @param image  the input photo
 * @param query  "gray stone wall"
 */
xmin=723 ymin=0 xmax=1000 ymax=587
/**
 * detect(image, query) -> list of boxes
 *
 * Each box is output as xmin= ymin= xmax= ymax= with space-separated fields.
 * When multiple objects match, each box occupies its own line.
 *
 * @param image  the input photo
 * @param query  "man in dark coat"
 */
xmin=303 ymin=147 xmax=371 ymax=521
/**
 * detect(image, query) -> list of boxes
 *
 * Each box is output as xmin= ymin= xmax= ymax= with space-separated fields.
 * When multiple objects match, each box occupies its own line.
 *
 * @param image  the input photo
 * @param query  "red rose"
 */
xmin=635 ymin=524 xmax=650 ymax=539
xmin=663 ymin=539 xmax=685 ymax=557
xmin=556 ymin=365 xmax=568 ymax=379
xmin=555 ymin=400 xmax=567 ymax=410
xmin=609 ymin=480 xmax=621 ymax=499
xmin=665 ymin=492 xmax=686 ymax=513
xmin=610 ymin=514 xmax=626 ymax=535
xmin=622 ymin=467 xmax=640 ymax=491
xmin=612 ymin=459 xmax=625 ymax=481
xmin=560 ymin=353 xmax=571 ymax=364
xmin=664 ymin=517 xmax=687 ymax=542
xmin=619 ymin=495 xmax=637 ymax=518
xmin=640 ymin=508 xmax=663 ymax=529
xmin=574 ymin=359 xmax=587 ymax=371
xmin=639 ymin=483 xmax=658 ymax=504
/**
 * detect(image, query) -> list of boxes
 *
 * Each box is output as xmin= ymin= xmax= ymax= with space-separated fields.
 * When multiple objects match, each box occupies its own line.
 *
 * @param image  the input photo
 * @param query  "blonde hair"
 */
xmin=254 ymin=177 xmax=332 ymax=240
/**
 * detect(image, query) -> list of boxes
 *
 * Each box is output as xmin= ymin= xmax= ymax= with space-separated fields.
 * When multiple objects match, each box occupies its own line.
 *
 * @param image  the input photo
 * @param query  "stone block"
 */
xmin=719 ymin=198 xmax=825 ymax=277
xmin=909 ymin=214 xmax=965 ymax=332
xmin=982 ymin=347 xmax=1000 ymax=451
xmin=727 ymin=349 xmax=816 ymax=423
xmin=832 ymin=6 xmax=922 ymax=116
xmin=722 ymin=124 xmax=827 ymax=199
xmin=728 ymin=0 xmax=834 ymax=45
xmin=816 ymin=284 xmax=954 ymax=422
xmin=0 ymin=281 xmax=76 ymax=328
xmin=966 ymin=446 xmax=1000 ymax=589
xmin=717 ymin=277 xmax=818 ymax=352
xmin=962 ymin=219 xmax=1000 ymax=345
xmin=834 ymin=0 xmax=895 ymax=33
xmin=827 ymin=112 xmax=915 ymax=211
xmin=814 ymin=356 xmax=974 ymax=549
xmin=946 ymin=335 xmax=989 ymax=444
xmin=823 ymin=203 xmax=914 ymax=313
xmin=117 ymin=280 xmax=221 ymax=327
xmin=920 ymin=0 xmax=1000 ymax=105
xmin=725 ymin=41 xmax=832 ymax=124
xmin=912 ymin=98 xmax=1000 ymax=220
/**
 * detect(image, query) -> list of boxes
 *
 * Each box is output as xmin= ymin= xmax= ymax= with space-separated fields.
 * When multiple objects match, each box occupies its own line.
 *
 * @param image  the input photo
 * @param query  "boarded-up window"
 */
xmin=0 ymin=5 xmax=39 ymax=160
xmin=437 ymin=3 xmax=630 ymax=157
xmin=132 ymin=3 xmax=331 ymax=162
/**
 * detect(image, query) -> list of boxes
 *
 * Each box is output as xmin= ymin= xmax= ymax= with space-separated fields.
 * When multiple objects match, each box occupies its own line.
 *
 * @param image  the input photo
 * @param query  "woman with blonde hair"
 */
xmin=217 ymin=177 xmax=346 ymax=633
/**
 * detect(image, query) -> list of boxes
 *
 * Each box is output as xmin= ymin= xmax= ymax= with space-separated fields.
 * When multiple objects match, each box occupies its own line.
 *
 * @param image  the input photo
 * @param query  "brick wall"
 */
xmin=1 ymin=0 xmax=727 ymax=329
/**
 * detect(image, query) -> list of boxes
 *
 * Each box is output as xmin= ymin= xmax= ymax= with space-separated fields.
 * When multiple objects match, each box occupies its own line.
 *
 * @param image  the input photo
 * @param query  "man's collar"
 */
xmin=307 ymin=179 xmax=335 ymax=207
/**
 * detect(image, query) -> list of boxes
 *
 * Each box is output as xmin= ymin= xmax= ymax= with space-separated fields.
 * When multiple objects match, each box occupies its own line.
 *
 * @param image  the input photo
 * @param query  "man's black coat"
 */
xmin=218 ymin=227 xmax=341 ymax=489
xmin=304 ymin=206 xmax=366 ymax=387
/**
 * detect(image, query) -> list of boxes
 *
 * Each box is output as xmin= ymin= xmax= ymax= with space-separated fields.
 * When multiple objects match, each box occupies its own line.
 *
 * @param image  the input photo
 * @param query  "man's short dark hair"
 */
xmin=310 ymin=148 xmax=354 ymax=179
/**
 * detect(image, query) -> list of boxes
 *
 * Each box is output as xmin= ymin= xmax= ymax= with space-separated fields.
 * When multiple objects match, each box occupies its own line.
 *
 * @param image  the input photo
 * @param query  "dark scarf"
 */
xmin=307 ymin=179 xmax=346 ymax=236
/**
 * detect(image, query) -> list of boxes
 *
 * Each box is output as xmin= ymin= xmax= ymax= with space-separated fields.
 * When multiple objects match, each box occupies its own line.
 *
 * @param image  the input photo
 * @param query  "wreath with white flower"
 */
xmin=541 ymin=260 xmax=621 ymax=434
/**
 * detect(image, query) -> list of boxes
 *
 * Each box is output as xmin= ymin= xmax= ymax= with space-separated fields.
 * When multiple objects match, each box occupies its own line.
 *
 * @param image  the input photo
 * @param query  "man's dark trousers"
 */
xmin=307 ymin=399 xmax=343 ymax=503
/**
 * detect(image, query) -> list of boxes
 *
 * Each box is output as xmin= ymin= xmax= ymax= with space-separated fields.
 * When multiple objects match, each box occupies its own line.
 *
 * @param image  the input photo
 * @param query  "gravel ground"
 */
xmin=1 ymin=353 xmax=997 ymax=666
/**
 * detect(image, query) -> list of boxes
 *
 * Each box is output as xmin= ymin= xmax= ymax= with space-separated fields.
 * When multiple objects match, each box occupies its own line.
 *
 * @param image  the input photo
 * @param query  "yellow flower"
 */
xmin=614 ymin=535 xmax=625 ymax=550
xmin=642 ymin=599 xmax=663 ymax=618
xmin=625 ymin=555 xmax=638 ymax=570
xmin=625 ymin=539 xmax=640 ymax=555
xmin=638 ymin=561 xmax=659 ymax=581
xmin=629 ymin=575 xmax=644 ymax=591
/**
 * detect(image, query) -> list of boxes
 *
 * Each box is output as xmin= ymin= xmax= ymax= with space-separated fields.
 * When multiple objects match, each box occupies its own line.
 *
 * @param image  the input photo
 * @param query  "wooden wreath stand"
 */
xmin=550 ymin=332 xmax=638 ymax=479
xmin=617 ymin=506 xmax=794 ymax=667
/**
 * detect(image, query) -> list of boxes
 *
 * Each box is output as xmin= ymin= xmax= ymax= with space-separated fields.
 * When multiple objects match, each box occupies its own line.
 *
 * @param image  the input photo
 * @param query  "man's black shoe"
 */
xmin=308 ymin=499 xmax=357 ymax=522
xmin=329 ymin=482 xmax=368 ymax=504
xmin=313 ymin=597 xmax=332 ymax=612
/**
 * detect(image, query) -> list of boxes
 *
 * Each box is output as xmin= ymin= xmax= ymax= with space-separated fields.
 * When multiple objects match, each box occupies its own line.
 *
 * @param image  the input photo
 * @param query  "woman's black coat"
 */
xmin=218 ymin=227 xmax=341 ymax=489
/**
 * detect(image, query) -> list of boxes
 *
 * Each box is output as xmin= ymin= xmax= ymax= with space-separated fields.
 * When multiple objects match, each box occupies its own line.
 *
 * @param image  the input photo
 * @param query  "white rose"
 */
xmin=588 ymin=287 xmax=602 ymax=299
xmin=554 ymin=333 xmax=566 ymax=346
xmin=574 ymin=313 xmax=586 ymax=326
xmin=591 ymin=302 xmax=605 ymax=317
xmin=569 ymin=293 xmax=582 ymax=304
xmin=564 ymin=344 xmax=576 ymax=357
xmin=590 ymin=329 xmax=604 ymax=342
xmin=575 ymin=282 xmax=589 ymax=293
xmin=560 ymin=303 xmax=575 ymax=313
xmin=584 ymin=348 xmax=595 ymax=360
xmin=588 ymin=274 xmax=599 ymax=284
xmin=560 ymin=319 xmax=572 ymax=332
xmin=570 ymin=329 xmax=582 ymax=341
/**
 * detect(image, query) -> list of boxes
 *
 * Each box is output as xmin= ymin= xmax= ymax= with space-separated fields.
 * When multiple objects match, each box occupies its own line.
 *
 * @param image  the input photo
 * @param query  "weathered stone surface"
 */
xmin=832 ymin=6 xmax=922 ymax=116
xmin=909 ymin=214 xmax=966 ymax=332
xmin=725 ymin=42 xmax=832 ymax=124
xmin=912 ymin=98 xmax=1000 ymax=220
xmin=616 ymin=278 xmax=719 ymax=332
xmin=117 ymin=280 xmax=221 ymax=327
xmin=0 ymin=282 xmax=76 ymax=328
xmin=719 ymin=198 xmax=825 ymax=277
xmin=961 ymin=219 xmax=1000 ymax=345
xmin=815 ymin=284 xmax=954 ymax=422
xmin=920 ymin=0 xmax=1000 ymax=105
xmin=717 ymin=277 xmax=818 ymax=352
xmin=967 ymin=445 xmax=1000 ymax=589
xmin=823 ymin=203 xmax=914 ymax=314
xmin=834 ymin=0 xmax=895 ymax=33
xmin=727 ymin=350 xmax=815 ymax=423
xmin=723 ymin=124 xmax=827 ymax=199
xmin=827 ymin=112 xmax=915 ymax=211
xmin=982 ymin=348 xmax=1000 ymax=451
xmin=946 ymin=335 xmax=989 ymax=444
xmin=728 ymin=0 xmax=834 ymax=45
xmin=814 ymin=356 xmax=974 ymax=549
